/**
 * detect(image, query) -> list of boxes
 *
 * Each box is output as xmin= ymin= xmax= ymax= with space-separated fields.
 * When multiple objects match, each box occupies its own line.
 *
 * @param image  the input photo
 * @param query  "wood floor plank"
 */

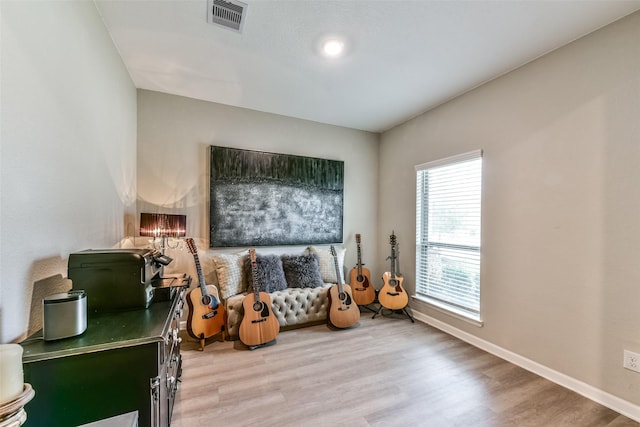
xmin=171 ymin=315 xmax=638 ymax=427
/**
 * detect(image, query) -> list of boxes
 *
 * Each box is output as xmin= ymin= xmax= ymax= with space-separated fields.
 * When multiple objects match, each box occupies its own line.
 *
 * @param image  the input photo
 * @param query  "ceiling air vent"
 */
xmin=207 ymin=0 xmax=248 ymax=33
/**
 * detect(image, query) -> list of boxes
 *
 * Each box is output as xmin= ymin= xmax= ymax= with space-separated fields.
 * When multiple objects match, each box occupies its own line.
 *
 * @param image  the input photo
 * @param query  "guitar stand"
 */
xmin=197 ymin=327 xmax=226 ymax=351
xmin=372 ymin=305 xmax=415 ymax=323
xmin=247 ymin=338 xmax=277 ymax=351
xmin=358 ymin=304 xmax=378 ymax=314
xmin=359 ymin=289 xmax=381 ymax=314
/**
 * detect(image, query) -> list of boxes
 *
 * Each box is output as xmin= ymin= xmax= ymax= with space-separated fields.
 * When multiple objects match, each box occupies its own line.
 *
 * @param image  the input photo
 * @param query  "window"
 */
xmin=415 ymin=150 xmax=482 ymax=322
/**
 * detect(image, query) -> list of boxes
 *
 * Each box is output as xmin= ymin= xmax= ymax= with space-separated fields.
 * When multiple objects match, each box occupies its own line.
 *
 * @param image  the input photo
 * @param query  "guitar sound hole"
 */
xmin=357 ymin=275 xmax=364 ymax=282
xmin=338 ymin=292 xmax=347 ymax=301
xmin=201 ymin=295 xmax=212 ymax=306
xmin=253 ymin=301 xmax=262 ymax=312
xmin=389 ymin=279 xmax=397 ymax=286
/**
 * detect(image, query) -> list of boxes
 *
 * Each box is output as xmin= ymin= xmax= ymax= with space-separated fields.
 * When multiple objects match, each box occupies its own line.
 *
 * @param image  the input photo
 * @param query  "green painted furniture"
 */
xmin=21 ymin=286 xmax=186 ymax=427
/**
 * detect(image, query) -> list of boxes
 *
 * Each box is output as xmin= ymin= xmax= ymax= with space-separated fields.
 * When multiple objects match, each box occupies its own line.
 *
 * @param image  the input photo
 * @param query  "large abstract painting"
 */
xmin=210 ymin=146 xmax=344 ymax=247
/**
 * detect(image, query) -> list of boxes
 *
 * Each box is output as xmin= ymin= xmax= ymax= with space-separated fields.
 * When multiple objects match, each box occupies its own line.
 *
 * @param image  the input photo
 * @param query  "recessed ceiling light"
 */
xmin=322 ymin=39 xmax=345 ymax=58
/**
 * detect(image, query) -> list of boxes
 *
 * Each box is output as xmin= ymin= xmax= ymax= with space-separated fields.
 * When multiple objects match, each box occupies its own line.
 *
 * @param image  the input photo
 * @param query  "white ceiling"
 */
xmin=94 ymin=0 xmax=640 ymax=133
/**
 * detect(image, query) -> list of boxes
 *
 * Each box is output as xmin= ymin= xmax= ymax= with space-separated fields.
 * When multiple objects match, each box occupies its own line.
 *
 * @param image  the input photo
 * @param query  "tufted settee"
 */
xmin=163 ymin=241 xmax=346 ymax=341
xmin=225 ymin=283 xmax=332 ymax=339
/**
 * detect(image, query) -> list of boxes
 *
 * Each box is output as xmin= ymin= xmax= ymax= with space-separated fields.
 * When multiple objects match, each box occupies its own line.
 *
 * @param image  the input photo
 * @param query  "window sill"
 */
xmin=412 ymin=295 xmax=484 ymax=327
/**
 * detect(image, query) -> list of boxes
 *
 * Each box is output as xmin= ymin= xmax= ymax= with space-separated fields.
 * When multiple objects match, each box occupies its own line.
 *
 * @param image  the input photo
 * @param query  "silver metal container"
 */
xmin=43 ymin=290 xmax=87 ymax=341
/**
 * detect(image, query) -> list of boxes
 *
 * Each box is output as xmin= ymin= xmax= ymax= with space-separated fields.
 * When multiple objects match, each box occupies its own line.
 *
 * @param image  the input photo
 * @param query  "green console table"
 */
xmin=20 ymin=285 xmax=187 ymax=427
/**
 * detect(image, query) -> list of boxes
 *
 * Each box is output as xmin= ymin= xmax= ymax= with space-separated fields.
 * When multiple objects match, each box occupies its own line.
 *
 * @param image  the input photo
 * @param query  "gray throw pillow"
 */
xmin=281 ymin=253 xmax=324 ymax=288
xmin=244 ymin=254 xmax=288 ymax=293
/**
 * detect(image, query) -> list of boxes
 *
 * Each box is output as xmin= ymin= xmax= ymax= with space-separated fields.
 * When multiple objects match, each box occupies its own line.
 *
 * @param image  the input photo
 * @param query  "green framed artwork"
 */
xmin=209 ymin=146 xmax=344 ymax=247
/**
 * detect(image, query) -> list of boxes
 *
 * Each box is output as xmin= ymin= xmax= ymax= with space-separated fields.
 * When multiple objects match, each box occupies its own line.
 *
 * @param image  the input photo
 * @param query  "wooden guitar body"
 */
xmin=239 ymin=291 xmax=280 ymax=347
xmin=328 ymin=283 xmax=360 ymax=328
xmin=328 ymin=245 xmax=360 ymax=329
xmin=379 ymin=232 xmax=409 ymax=311
xmin=350 ymin=266 xmax=375 ymax=305
xmin=185 ymin=238 xmax=226 ymax=350
xmin=349 ymin=234 xmax=375 ymax=305
xmin=186 ymin=284 xmax=226 ymax=341
xmin=378 ymin=272 xmax=409 ymax=310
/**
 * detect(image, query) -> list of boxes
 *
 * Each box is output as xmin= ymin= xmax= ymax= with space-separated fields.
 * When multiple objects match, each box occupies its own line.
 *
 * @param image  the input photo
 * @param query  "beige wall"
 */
xmin=0 ymin=1 xmax=137 ymax=342
xmin=379 ymin=11 xmax=640 ymax=407
xmin=136 ymin=90 xmax=379 ymax=280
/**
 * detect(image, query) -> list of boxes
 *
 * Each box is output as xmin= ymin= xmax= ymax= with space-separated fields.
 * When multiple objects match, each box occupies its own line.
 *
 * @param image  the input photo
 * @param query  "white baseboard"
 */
xmin=412 ymin=311 xmax=640 ymax=422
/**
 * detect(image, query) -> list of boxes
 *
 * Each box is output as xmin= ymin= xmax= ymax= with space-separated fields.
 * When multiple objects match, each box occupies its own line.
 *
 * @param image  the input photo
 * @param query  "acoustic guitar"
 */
xmin=328 ymin=245 xmax=360 ymax=329
xmin=239 ymin=248 xmax=280 ymax=347
xmin=185 ymin=238 xmax=226 ymax=350
xmin=349 ymin=234 xmax=375 ymax=305
xmin=378 ymin=232 xmax=409 ymax=310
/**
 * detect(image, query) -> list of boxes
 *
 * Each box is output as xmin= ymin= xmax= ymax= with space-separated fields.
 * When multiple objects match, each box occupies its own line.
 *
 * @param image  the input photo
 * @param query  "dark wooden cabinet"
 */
xmin=21 ymin=286 xmax=186 ymax=427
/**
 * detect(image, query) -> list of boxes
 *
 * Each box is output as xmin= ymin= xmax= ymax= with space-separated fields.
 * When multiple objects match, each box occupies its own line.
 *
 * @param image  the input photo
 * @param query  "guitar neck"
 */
xmin=390 ymin=248 xmax=397 ymax=279
xmin=251 ymin=260 xmax=261 ymax=301
xmin=192 ymin=252 xmax=208 ymax=293
xmin=356 ymin=244 xmax=363 ymax=275
xmin=332 ymin=253 xmax=343 ymax=292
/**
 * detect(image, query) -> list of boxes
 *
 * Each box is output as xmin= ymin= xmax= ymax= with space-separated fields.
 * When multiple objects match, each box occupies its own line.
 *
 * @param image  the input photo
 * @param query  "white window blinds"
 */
xmin=415 ymin=150 xmax=482 ymax=319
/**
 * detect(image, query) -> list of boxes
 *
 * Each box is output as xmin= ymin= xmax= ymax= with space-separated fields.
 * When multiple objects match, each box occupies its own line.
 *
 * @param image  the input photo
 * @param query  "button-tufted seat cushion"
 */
xmin=225 ymin=283 xmax=332 ymax=339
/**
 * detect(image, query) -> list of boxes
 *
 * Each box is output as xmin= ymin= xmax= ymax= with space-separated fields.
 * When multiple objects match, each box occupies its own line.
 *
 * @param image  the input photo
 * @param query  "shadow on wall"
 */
xmin=137 ymin=141 xmax=211 ymax=245
xmin=6 ymin=257 xmax=72 ymax=343
xmin=26 ymin=274 xmax=72 ymax=339
xmin=14 ymin=256 xmax=70 ymax=342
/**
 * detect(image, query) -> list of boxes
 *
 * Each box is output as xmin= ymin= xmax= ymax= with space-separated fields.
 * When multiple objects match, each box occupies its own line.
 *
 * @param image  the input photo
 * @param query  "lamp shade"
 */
xmin=140 ymin=213 xmax=186 ymax=238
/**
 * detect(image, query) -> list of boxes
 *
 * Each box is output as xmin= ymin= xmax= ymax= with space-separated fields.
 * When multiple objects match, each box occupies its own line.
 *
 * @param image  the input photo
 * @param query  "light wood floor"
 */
xmin=172 ymin=311 xmax=638 ymax=427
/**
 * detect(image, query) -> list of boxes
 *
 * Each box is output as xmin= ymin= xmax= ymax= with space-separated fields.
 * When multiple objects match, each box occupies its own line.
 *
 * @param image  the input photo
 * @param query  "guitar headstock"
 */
xmin=249 ymin=248 xmax=257 ymax=264
xmin=330 ymin=245 xmax=337 ymax=257
xmin=389 ymin=231 xmax=397 ymax=247
xmin=355 ymin=234 xmax=361 ymax=244
xmin=185 ymin=238 xmax=197 ymax=254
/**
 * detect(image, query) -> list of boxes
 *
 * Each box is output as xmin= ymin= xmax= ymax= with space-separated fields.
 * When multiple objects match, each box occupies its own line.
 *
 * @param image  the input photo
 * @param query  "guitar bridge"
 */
xmin=386 ymin=292 xmax=399 ymax=296
xmin=251 ymin=318 xmax=267 ymax=324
